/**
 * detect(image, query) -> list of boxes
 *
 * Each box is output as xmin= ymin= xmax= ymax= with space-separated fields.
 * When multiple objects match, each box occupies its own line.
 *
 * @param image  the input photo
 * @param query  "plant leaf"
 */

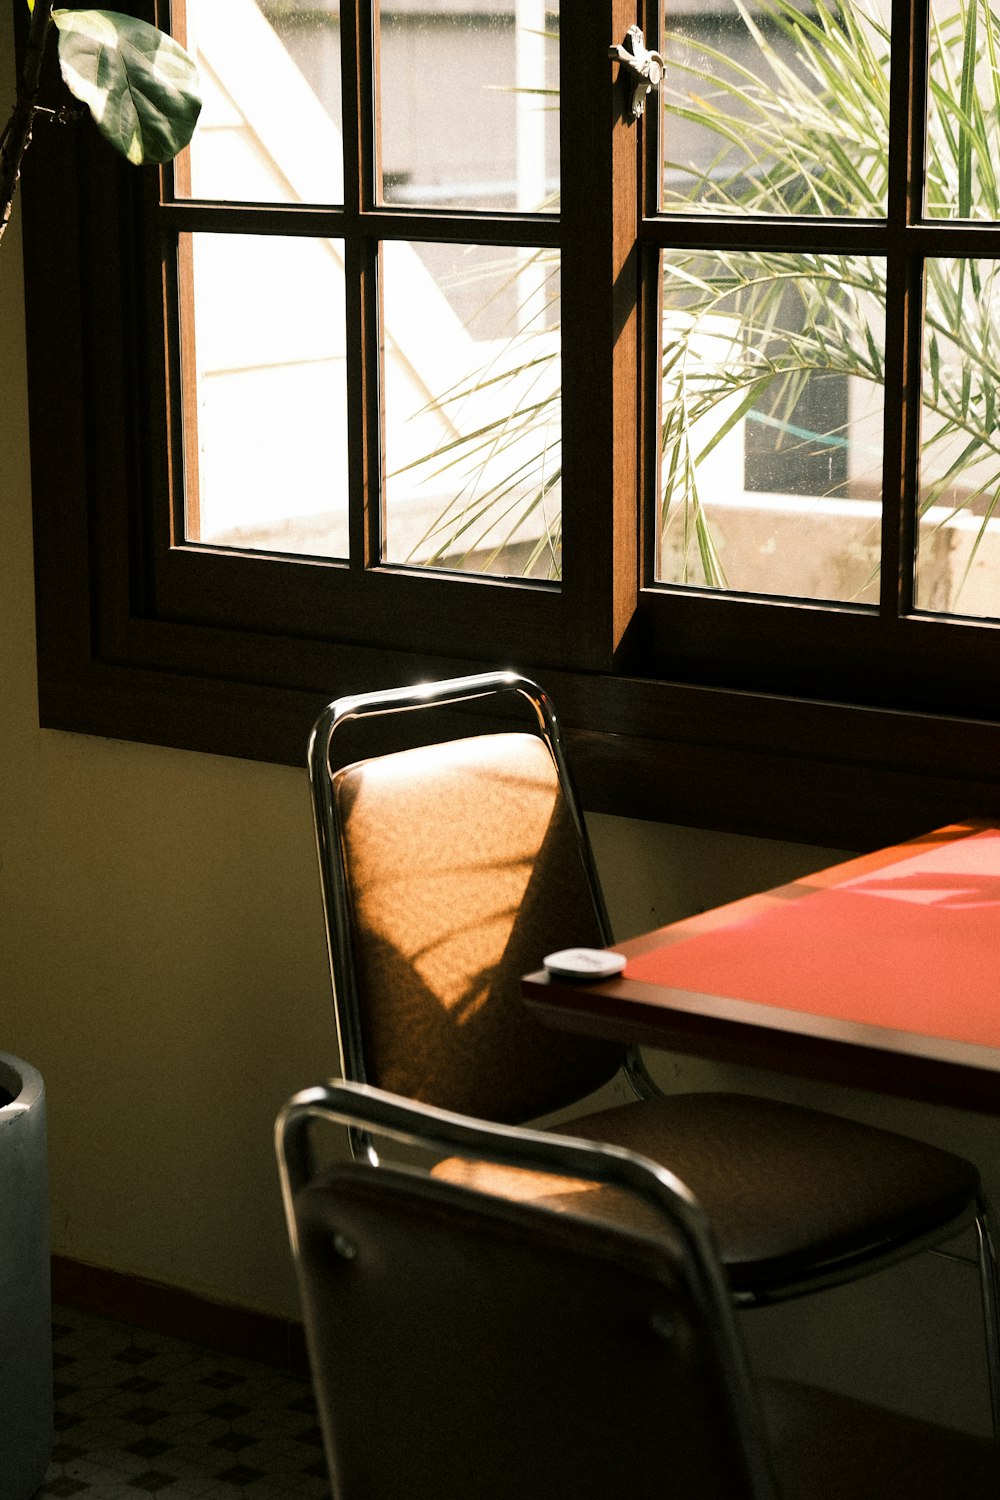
xmin=958 ymin=0 xmax=977 ymax=217
xmin=53 ymin=9 xmax=201 ymax=165
xmin=929 ymin=331 xmax=941 ymax=402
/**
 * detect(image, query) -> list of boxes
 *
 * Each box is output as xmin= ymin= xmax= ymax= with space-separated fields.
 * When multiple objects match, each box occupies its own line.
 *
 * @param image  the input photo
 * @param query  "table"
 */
xmin=522 ymin=821 xmax=1000 ymax=1113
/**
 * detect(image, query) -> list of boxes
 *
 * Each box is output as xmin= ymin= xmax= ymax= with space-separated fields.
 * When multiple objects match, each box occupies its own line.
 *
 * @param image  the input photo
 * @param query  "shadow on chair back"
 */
xmin=308 ymin=671 xmax=631 ymax=1123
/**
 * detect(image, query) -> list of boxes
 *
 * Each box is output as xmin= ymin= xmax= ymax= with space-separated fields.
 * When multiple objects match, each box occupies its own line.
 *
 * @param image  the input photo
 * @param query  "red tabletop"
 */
xmin=625 ymin=825 xmax=1000 ymax=1051
xmin=521 ymin=822 xmax=1000 ymax=1112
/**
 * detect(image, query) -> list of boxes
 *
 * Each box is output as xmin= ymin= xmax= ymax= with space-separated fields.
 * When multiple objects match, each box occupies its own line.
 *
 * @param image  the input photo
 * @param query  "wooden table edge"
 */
xmin=523 ymin=970 xmax=1000 ymax=1113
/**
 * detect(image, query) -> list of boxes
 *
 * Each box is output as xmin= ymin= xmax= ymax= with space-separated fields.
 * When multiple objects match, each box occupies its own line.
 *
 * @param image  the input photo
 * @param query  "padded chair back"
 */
xmin=308 ymin=673 xmax=626 ymax=1123
xmin=277 ymin=1079 xmax=777 ymax=1500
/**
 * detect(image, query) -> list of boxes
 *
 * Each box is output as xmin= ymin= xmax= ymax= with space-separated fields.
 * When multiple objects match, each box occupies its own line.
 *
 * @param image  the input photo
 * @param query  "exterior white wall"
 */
xmin=182 ymin=0 xmax=561 ymax=565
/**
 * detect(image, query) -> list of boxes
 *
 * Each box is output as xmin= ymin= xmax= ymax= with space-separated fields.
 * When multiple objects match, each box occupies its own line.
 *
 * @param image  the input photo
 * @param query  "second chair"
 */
xmin=278 ymin=1079 xmax=1000 ymax=1500
xmin=307 ymin=668 xmax=1000 ymax=1429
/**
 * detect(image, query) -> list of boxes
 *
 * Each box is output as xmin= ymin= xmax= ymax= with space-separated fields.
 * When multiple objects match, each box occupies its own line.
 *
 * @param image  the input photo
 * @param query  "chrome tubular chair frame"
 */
xmin=278 ymin=1080 xmax=1000 ymax=1498
xmin=307 ymin=669 xmax=659 ymax=1120
xmin=276 ymin=1077 xmax=780 ymax=1500
xmin=976 ymin=1205 xmax=1000 ymax=1431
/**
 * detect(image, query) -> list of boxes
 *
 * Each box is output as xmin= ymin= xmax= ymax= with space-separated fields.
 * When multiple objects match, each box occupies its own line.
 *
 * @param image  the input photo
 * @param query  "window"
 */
xmin=646 ymin=0 xmax=1000 ymax=683
xmin=18 ymin=0 xmax=1000 ymax=846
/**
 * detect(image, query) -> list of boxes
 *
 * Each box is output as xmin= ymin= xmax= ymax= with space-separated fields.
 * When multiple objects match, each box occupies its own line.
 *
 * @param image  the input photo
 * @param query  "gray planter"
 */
xmin=0 ymin=1054 xmax=53 ymax=1500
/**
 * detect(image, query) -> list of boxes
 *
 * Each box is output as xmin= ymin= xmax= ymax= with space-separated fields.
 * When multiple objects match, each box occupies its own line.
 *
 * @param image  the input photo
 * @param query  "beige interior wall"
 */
xmin=3 ymin=4 xmax=1000 ymax=1438
xmin=0 ymin=8 xmax=337 ymax=1313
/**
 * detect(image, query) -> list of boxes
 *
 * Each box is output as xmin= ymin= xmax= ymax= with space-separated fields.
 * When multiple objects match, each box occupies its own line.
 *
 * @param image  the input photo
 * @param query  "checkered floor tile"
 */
xmin=32 ymin=1306 xmax=331 ymax=1498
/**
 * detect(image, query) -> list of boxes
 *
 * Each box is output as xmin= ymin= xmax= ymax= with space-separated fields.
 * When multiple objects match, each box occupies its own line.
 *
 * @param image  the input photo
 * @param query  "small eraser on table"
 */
xmin=542 ymin=948 xmax=628 ymax=980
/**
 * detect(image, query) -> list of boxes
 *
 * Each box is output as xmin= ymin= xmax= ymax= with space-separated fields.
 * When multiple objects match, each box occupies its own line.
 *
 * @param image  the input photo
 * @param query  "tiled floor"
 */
xmin=33 ymin=1306 xmax=332 ymax=1499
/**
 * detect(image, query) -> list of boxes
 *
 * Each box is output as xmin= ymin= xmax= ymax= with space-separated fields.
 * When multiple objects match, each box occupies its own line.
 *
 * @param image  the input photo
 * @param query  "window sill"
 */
xmin=35 ymin=628 xmax=1000 ymax=854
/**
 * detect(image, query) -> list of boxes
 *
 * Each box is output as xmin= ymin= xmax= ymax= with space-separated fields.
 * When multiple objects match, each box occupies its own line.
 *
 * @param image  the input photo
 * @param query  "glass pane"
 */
xmin=660 ymin=0 xmax=889 ymax=217
xmin=176 ymin=1 xmax=343 ymax=204
xmin=916 ymin=259 xmax=1000 ymax=616
xmin=379 ymin=2 xmax=559 ymax=210
xmin=658 ymin=251 xmax=885 ymax=602
xmin=180 ymin=234 xmax=349 ymax=558
xmin=926 ymin=0 xmax=1000 ymax=219
xmin=382 ymin=242 xmax=561 ymax=578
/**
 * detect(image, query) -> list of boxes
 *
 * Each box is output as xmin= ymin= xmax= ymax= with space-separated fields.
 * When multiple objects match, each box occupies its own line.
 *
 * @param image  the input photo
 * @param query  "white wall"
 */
xmin=3 ymin=3 xmax=1000 ymax=1439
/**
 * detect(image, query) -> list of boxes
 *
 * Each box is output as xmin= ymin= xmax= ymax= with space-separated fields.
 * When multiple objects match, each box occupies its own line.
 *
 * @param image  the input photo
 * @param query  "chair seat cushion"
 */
xmin=434 ymin=1092 xmax=981 ymax=1298
xmin=760 ymin=1378 xmax=1000 ymax=1499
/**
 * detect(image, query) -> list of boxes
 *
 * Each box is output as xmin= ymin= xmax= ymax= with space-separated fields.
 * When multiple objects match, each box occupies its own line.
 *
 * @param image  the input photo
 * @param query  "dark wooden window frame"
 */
xmin=18 ymin=0 xmax=1000 ymax=852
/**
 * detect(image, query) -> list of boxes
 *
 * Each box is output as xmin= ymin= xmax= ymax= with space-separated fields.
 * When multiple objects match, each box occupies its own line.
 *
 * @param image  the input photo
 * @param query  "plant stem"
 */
xmin=0 ymin=0 xmax=56 ymax=248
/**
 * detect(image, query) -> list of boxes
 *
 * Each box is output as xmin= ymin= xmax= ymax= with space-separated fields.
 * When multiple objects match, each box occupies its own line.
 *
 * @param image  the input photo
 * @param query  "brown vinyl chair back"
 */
xmin=308 ymin=673 xmax=626 ymax=1126
xmin=277 ymin=1079 xmax=777 ymax=1500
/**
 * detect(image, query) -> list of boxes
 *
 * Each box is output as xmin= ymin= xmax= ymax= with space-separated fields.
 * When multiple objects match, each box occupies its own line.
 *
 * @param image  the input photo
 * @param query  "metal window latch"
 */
xmin=608 ymin=25 xmax=664 ymax=117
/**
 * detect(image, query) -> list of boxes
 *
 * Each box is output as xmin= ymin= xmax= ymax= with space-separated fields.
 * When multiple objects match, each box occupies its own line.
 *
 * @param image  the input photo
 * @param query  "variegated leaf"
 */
xmin=53 ymin=9 xmax=201 ymax=165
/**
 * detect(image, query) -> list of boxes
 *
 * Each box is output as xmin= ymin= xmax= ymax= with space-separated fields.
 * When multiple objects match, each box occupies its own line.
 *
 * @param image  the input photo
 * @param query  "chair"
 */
xmin=277 ymin=1078 xmax=1000 ymax=1500
xmin=307 ymin=669 xmax=1000 ymax=1427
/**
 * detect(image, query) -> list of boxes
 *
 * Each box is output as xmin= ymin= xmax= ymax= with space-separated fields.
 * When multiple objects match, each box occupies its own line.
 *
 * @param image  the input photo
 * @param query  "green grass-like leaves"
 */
xmin=399 ymin=0 xmax=1000 ymax=603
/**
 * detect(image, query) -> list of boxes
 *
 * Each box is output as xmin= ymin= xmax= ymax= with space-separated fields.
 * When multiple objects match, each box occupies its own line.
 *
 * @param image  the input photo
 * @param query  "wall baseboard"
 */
xmin=50 ymin=1255 xmax=309 ymax=1377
